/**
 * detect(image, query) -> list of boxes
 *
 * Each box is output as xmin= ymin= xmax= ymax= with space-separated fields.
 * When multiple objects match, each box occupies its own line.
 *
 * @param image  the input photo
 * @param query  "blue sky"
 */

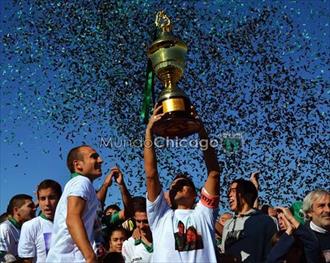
xmin=1 ymin=0 xmax=329 ymax=213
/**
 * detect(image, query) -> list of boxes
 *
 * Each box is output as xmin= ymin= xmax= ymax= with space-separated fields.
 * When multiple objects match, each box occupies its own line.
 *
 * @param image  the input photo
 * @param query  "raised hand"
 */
xmin=112 ymin=167 xmax=124 ymax=186
xmin=250 ymin=171 xmax=260 ymax=190
xmin=146 ymin=104 xmax=164 ymax=132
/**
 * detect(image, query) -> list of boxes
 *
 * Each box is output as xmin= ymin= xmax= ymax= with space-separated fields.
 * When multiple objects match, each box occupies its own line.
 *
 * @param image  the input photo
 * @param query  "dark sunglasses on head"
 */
xmin=171 ymin=179 xmax=195 ymax=192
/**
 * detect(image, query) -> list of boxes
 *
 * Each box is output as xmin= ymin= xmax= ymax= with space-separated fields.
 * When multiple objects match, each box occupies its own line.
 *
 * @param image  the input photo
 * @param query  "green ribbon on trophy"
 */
xmin=140 ymin=58 xmax=154 ymax=123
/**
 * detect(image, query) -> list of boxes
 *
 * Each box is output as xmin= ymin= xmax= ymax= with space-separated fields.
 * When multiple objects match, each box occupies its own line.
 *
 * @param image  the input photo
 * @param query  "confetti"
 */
xmin=1 ymin=0 xmax=329 ymax=207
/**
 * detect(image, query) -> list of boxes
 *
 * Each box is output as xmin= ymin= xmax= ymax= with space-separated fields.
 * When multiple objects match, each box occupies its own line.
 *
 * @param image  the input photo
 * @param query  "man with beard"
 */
xmin=221 ymin=178 xmax=277 ymax=262
xmin=46 ymin=145 xmax=114 ymax=263
xmin=302 ymin=189 xmax=330 ymax=262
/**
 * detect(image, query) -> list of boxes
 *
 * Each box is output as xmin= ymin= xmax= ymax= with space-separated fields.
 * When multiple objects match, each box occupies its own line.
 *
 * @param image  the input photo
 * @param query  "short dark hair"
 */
xmin=261 ymin=204 xmax=270 ymax=215
xmin=37 ymin=179 xmax=62 ymax=199
xmin=178 ymin=220 xmax=184 ymax=226
xmin=7 ymin=194 xmax=33 ymax=215
xmin=172 ymin=173 xmax=196 ymax=189
xmin=231 ymin=179 xmax=258 ymax=208
xmin=105 ymin=225 xmax=128 ymax=250
xmin=66 ymin=145 xmax=90 ymax=173
xmin=104 ymin=204 xmax=121 ymax=214
xmin=132 ymin=196 xmax=146 ymax=214
xmin=108 ymin=225 xmax=127 ymax=240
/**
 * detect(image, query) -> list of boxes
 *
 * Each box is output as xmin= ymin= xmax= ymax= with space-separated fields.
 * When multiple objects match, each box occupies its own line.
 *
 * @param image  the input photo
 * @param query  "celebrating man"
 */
xmin=144 ymin=105 xmax=220 ymax=262
xmin=18 ymin=179 xmax=62 ymax=262
xmin=46 ymin=145 xmax=115 ymax=263
xmin=0 ymin=194 xmax=36 ymax=261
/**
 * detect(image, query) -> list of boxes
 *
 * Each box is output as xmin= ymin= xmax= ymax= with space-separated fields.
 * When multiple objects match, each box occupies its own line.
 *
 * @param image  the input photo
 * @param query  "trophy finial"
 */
xmin=155 ymin=11 xmax=172 ymax=32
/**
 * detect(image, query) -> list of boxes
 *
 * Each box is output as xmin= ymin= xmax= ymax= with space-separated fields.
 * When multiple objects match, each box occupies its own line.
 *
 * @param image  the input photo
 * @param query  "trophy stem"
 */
xmin=164 ymin=77 xmax=174 ymax=90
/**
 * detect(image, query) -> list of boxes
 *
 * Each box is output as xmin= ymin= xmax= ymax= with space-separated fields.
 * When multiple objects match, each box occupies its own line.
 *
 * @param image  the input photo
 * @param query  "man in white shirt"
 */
xmin=46 ymin=145 xmax=114 ymax=263
xmin=0 ymin=194 xmax=36 ymax=261
xmin=144 ymin=106 xmax=220 ymax=263
xmin=18 ymin=179 xmax=62 ymax=263
xmin=122 ymin=197 xmax=153 ymax=263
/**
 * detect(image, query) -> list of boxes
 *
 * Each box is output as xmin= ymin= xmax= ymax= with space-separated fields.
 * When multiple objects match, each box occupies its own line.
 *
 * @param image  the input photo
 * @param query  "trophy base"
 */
xmin=152 ymin=111 xmax=202 ymax=138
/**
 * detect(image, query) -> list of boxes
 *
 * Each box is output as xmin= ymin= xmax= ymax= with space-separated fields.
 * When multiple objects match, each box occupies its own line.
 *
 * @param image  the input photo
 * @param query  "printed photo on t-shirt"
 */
xmin=174 ymin=221 xmax=203 ymax=251
xmin=43 ymin=232 xmax=52 ymax=254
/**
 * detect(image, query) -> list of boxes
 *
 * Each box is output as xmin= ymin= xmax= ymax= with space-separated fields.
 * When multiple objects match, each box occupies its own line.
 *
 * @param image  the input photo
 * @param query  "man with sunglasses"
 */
xmin=46 ymin=145 xmax=115 ymax=263
xmin=144 ymin=105 xmax=220 ymax=262
xmin=122 ymin=196 xmax=153 ymax=263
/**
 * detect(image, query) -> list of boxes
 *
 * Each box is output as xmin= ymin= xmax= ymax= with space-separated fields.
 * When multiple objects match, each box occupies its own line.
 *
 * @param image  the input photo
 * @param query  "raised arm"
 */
xmin=96 ymin=170 xmax=114 ymax=206
xmin=250 ymin=171 xmax=260 ymax=208
xmin=144 ymin=105 xmax=163 ymax=202
xmin=66 ymin=196 xmax=96 ymax=263
xmin=199 ymin=124 xmax=221 ymax=196
xmin=113 ymin=168 xmax=132 ymax=219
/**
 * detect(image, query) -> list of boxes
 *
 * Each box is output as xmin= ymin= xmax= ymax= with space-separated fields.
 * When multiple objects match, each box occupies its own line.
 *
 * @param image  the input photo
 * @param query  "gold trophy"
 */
xmin=147 ymin=11 xmax=201 ymax=138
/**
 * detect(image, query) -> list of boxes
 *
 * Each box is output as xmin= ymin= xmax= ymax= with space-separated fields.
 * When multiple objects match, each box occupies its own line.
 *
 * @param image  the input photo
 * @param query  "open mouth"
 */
xmin=43 ymin=209 xmax=54 ymax=217
xmin=95 ymin=165 xmax=102 ymax=172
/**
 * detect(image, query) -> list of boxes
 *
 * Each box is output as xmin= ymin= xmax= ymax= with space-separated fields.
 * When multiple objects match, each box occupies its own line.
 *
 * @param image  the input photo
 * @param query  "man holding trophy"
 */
xmin=143 ymin=12 xmax=221 ymax=262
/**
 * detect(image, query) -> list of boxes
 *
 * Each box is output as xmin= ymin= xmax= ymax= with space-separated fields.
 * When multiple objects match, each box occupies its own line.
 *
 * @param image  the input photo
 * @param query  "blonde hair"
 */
xmin=302 ymin=189 xmax=329 ymax=221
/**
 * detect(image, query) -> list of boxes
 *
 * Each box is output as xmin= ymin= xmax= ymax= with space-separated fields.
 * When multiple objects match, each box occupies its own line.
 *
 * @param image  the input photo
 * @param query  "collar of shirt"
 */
xmin=236 ymin=208 xmax=256 ymax=218
xmin=310 ymin=221 xmax=327 ymax=234
xmin=71 ymin=172 xmax=82 ymax=178
xmin=134 ymin=238 xmax=153 ymax=253
xmin=40 ymin=213 xmax=53 ymax=222
xmin=8 ymin=216 xmax=21 ymax=229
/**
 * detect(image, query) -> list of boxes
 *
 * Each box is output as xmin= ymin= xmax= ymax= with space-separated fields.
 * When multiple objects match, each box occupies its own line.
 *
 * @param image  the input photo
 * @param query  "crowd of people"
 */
xmin=0 ymin=107 xmax=329 ymax=263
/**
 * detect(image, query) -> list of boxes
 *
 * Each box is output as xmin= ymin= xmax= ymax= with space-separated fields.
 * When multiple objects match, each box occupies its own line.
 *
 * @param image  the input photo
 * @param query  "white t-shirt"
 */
xmin=46 ymin=175 xmax=99 ymax=263
xmin=122 ymin=236 xmax=153 ymax=263
xmin=18 ymin=216 xmax=53 ymax=263
xmin=0 ymin=219 xmax=20 ymax=256
xmin=147 ymin=189 xmax=219 ymax=263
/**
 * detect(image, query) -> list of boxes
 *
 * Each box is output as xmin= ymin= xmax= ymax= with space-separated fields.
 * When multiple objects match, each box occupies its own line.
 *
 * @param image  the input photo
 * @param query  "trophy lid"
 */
xmin=147 ymin=11 xmax=187 ymax=55
xmin=147 ymin=11 xmax=187 ymax=87
xmin=148 ymin=31 xmax=187 ymax=55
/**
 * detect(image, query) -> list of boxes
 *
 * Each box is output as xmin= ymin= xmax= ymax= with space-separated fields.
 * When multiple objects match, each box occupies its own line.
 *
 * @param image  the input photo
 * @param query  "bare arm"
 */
xmin=250 ymin=171 xmax=260 ymax=208
xmin=144 ymin=105 xmax=163 ymax=202
xmin=199 ymin=124 xmax=220 ymax=196
xmin=279 ymin=207 xmax=300 ymax=229
xmin=96 ymin=171 xmax=113 ymax=205
xmin=114 ymin=168 xmax=132 ymax=219
xmin=66 ymin=196 xmax=96 ymax=263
